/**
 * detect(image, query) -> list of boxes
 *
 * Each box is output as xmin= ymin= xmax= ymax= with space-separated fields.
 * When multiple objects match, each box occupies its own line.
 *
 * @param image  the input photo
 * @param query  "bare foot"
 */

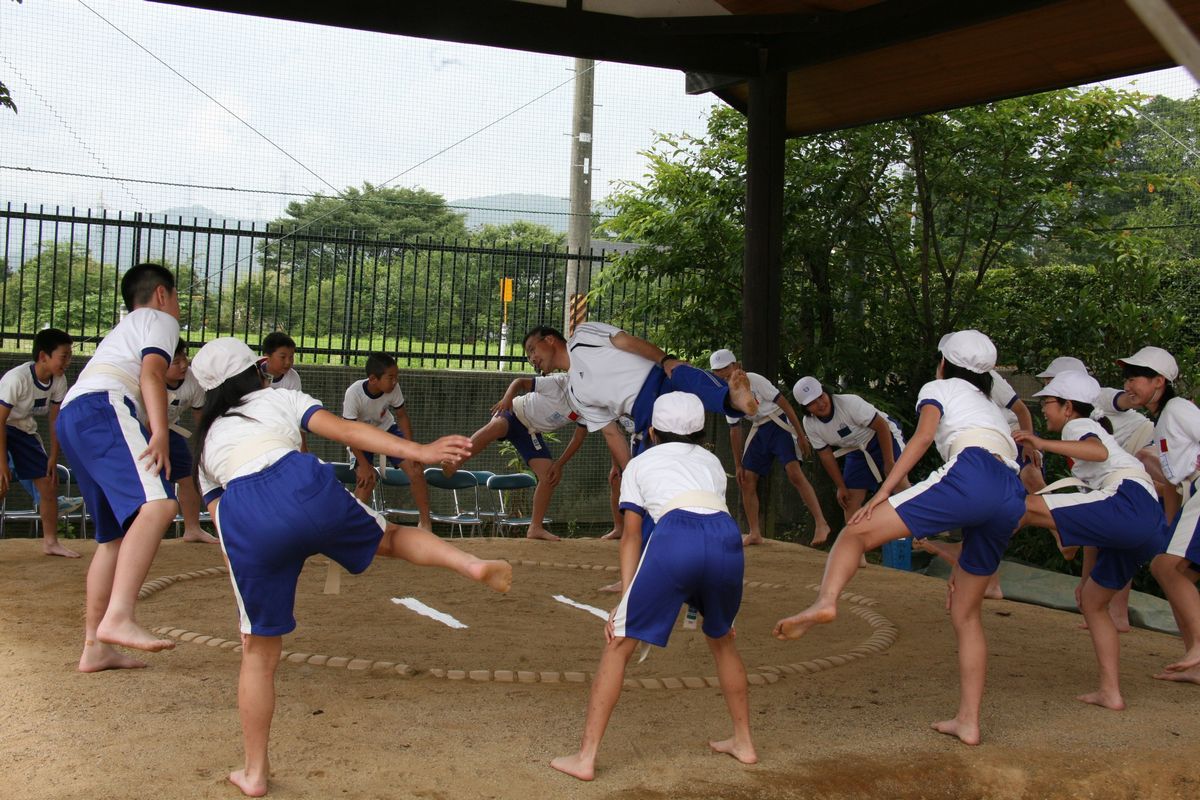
xmin=931 ymin=718 xmax=980 ymax=746
xmin=42 ymin=540 xmax=80 ymax=558
xmin=96 ymin=618 xmax=176 ymax=653
xmin=550 ymin=753 xmax=595 ymax=781
xmin=984 ymin=576 xmax=1004 ymax=601
xmin=708 ymin=737 xmax=758 ymax=764
xmin=599 ymin=527 xmax=622 ymax=540
xmin=229 ymin=768 xmax=268 ymax=797
xmin=468 ymin=559 xmax=512 ymax=593
xmin=598 ymin=580 xmax=623 ymax=593
xmin=772 ymin=604 xmax=836 ymax=640
xmin=727 ymin=370 xmax=759 ymax=417
xmin=1080 ymin=614 xmax=1131 ymax=633
xmin=1077 ymin=689 xmax=1125 ymax=710
xmin=441 ymin=460 xmax=458 ymax=478
xmin=1165 ymin=645 xmax=1200 ymax=673
xmin=78 ymin=641 xmax=148 ymax=673
xmin=181 ymin=529 xmax=219 ymax=544
xmin=526 ymin=526 xmax=561 ymax=542
xmin=1061 ymin=546 xmax=1079 ymax=561
xmin=1154 ymin=664 xmax=1200 ymax=684
xmin=810 ymin=521 xmax=832 ymax=547
xmin=742 ymin=533 xmax=765 ymax=547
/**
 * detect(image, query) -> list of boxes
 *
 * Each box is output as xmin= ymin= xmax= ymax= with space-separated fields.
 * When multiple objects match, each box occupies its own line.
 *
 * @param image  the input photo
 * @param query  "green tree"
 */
xmin=262 ymin=183 xmax=469 ymax=281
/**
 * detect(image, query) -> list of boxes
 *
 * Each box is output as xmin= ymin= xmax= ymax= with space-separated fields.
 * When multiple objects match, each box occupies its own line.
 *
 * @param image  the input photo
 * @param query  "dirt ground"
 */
xmin=2 ymin=535 xmax=1198 ymax=800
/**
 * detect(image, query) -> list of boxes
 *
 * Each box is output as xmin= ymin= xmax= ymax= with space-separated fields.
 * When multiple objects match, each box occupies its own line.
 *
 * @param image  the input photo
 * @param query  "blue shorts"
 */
xmin=742 ymin=420 xmax=800 ymax=475
xmin=168 ymin=429 xmax=192 ymax=480
xmin=1166 ymin=478 xmax=1200 ymax=567
xmin=55 ymin=392 xmax=174 ymax=544
xmin=1046 ymin=480 xmax=1168 ymax=589
xmin=842 ymin=432 xmax=904 ymax=491
xmin=889 ymin=447 xmax=1026 ymax=576
xmin=358 ymin=425 xmax=407 ymax=468
xmin=5 ymin=426 xmax=48 ymax=480
xmin=612 ymin=509 xmax=744 ymax=646
xmin=498 ymin=410 xmax=551 ymax=465
xmin=216 ymin=451 xmax=386 ymax=636
xmin=630 ymin=365 xmax=738 ymax=454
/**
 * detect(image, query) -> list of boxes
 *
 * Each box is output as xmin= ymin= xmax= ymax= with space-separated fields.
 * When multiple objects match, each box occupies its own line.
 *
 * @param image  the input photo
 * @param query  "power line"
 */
xmin=0 ymin=164 xmax=617 ymax=220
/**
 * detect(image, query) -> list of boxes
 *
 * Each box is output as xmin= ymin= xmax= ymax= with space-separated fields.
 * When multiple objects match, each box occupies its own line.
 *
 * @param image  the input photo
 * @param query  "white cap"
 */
xmin=651 ymin=391 xmax=705 ymax=435
xmin=1117 ymin=346 xmax=1179 ymax=382
xmin=191 ymin=337 xmax=260 ymax=391
xmin=1036 ymin=356 xmax=1088 ymax=378
xmin=1033 ymin=370 xmax=1100 ymax=405
xmin=939 ymin=330 xmax=997 ymax=373
xmin=793 ymin=376 xmax=823 ymax=407
xmin=709 ymin=349 xmax=736 ymax=370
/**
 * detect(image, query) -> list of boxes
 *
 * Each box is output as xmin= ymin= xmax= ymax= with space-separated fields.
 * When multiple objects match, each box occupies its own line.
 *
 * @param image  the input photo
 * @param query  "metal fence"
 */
xmin=0 ymin=203 xmax=661 ymax=366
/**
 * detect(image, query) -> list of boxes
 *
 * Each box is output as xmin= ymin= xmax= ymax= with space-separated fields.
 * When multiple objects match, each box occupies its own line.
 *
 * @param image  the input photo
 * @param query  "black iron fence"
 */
xmin=0 ymin=204 xmax=662 ymax=367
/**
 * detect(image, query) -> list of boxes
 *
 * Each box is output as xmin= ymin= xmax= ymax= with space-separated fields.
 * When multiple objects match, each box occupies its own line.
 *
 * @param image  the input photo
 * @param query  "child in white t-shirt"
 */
xmin=0 ymin=328 xmax=79 ymax=558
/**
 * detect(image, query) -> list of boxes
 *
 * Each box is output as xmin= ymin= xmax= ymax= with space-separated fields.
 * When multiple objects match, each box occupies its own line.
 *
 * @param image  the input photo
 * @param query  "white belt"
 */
xmin=169 ymin=423 xmax=191 ymax=439
xmin=745 ymin=409 xmax=801 ymax=460
xmin=1180 ymin=469 xmax=1200 ymax=501
xmin=833 ymin=443 xmax=883 ymax=483
xmin=658 ymin=490 xmax=728 ymax=517
xmin=1121 ymin=418 xmax=1156 ymax=455
xmin=223 ymin=435 xmax=297 ymax=481
xmin=1036 ymin=467 xmax=1152 ymax=495
xmin=79 ymin=362 xmax=143 ymax=406
xmin=947 ymin=428 xmax=1018 ymax=463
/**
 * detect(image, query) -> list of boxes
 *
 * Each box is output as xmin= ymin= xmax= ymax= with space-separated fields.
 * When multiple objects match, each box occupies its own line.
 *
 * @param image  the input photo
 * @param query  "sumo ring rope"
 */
xmin=142 ymin=562 xmax=899 ymax=689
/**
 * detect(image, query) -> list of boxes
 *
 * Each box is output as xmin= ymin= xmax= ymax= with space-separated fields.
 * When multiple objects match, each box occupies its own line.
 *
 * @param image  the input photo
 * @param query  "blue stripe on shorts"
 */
xmin=498 ymin=410 xmax=551 ymax=465
xmin=742 ymin=420 xmax=800 ymax=475
xmin=1048 ymin=480 xmax=1168 ymax=589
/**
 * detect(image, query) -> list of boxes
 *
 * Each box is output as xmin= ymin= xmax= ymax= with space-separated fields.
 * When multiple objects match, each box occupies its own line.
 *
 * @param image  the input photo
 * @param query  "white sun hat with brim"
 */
xmin=651 ymin=391 xmax=706 ymax=436
xmin=191 ymin=337 xmax=260 ymax=391
xmin=1033 ymin=370 xmax=1101 ymax=406
xmin=939 ymin=330 xmax=997 ymax=374
xmin=1036 ymin=356 xmax=1089 ymax=378
xmin=1117 ymin=346 xmax=1179 ymax=382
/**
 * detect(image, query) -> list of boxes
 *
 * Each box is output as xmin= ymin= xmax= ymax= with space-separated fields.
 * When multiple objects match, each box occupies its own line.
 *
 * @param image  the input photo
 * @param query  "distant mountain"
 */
xmin=451 ymin=193 xmax=572 ymax=233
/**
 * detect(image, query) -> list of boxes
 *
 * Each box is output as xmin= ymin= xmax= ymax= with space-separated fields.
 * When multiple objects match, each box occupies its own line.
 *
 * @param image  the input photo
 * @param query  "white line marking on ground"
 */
xmin=391 ymin=597 xmax=468 ymax=629
xmin=552 ymin=594 xmax=609 ymax=620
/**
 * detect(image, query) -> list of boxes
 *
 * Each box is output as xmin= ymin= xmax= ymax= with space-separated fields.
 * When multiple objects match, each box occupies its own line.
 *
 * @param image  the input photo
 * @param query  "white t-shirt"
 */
xmin=1094 ymin=387 xmax=1154 ymax=452
xmin=258 ymin=359 xmax=302 ymax=391
xmin=1154 ymin=396 xmax=1200 ymax=487
xmin=1060 ymin=417 xmax=1153 ymax=492
xmin=618 ymin=442 xmax=727 ymax=523
xmin=198 ymin=388 xmax=323 ymax=500
xmin=803 ymin=393 xmax=896 ymax=451
xmin=63 ymin=308 xmax=179 ymax=412
xmin=917 ymin=378 xmax=1016 ymax=463
xmin=988 ymin=370 xmax=1021 ymax=431
xmin=512 ymin=373 xmax=579 ymax=433
xmin=725 ymin=372 xmax=785 ymax=427
xmin=0 ymin=362 xmax=68 ymax=434
xmin=163 ymin=372 xmax=206 ymax=428
xmin=565 ymin=321 xmax=654 ymax=432
xmin=342 ymin=379 xmax=406 ymax=431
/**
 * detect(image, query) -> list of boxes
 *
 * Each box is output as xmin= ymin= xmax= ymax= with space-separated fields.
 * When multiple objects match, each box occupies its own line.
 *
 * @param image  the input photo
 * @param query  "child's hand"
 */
xmin=355 ymin=463 xmax=377 ymax=491
xmin=848 ymin=491 xmax=885 ymax=525
xmin=547 ymin=462 xmax=564 ymax=488
xmin=490 ymin=393 xmax=516 ymax=415
xmin=1012 ymin=430 xmax=1044 ymax=450
xmin=422 ymin=435 xmax=472 ymax=466
xmin=45 ymin=462 xmax=59 ymax=488
xmin=836 ymin=487 xmax=851 ymax=510
xmin=140 ymin=432 xmax=171 ymax=479
xmin=605 ymin=607 xmax=618 ymax=643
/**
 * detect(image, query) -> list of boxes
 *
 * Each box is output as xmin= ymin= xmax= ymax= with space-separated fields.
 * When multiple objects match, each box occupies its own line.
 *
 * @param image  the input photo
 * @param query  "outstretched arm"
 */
xmin=307 ymin=410 xmax=471 ymax=467
xmin=776 ymin=395 xmax=812 ymax=458
xmin=548 ymin=425 xmax=589 ymax=487
xmin=610 ymin=331 xmax=668 ymax=366
xmin=492 ymin=377 xmax=535 ymax=415
xmin=1013 ymin=430 xmax=1108 ymax=463
xmin=868 ymin=414 xmax=898 ymax=475
xmin=851 ymin=403 xmax=939 ymax=524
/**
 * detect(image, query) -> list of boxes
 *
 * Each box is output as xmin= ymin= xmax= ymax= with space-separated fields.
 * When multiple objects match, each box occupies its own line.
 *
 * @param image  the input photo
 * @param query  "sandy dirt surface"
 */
xmin=2 ymin=535 xmax=1198 ymax=800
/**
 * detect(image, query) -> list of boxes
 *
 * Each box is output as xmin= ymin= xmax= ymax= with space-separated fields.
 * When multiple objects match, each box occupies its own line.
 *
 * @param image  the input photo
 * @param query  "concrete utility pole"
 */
xmin=564 ymin=58 xmax=594 ymax=336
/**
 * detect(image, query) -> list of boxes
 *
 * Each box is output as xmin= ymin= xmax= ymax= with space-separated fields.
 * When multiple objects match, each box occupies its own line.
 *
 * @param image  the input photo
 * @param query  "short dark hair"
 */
xmin=365 ymin=352 xmax=397 ymax=377
xmin=523 ymin=325 xmax=564 ymax=348
xmin=121 ymin=263 xmax=175 ymax=311
xmin=33 ymin=328 xmax=72 ymax=360
xmin=262 ymin=331 xmax=296 ymax=355
xmin=174 ymin=339 xmax=188 ymax=357
xmin=650 ymin=429 xmax=707 ymax=446
xmin=1121 ymin=363 xmax=1176 ymax=416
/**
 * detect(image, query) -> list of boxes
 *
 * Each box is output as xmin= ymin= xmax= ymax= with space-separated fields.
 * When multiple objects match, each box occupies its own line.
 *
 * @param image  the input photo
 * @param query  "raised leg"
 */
xmin=376 ymin=522 xmax=511 ymax=592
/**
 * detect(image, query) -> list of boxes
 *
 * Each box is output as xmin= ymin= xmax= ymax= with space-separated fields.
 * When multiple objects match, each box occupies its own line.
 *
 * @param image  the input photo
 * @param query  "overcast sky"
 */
xmin=1 ymin=0 xmax=1195 ymax=223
